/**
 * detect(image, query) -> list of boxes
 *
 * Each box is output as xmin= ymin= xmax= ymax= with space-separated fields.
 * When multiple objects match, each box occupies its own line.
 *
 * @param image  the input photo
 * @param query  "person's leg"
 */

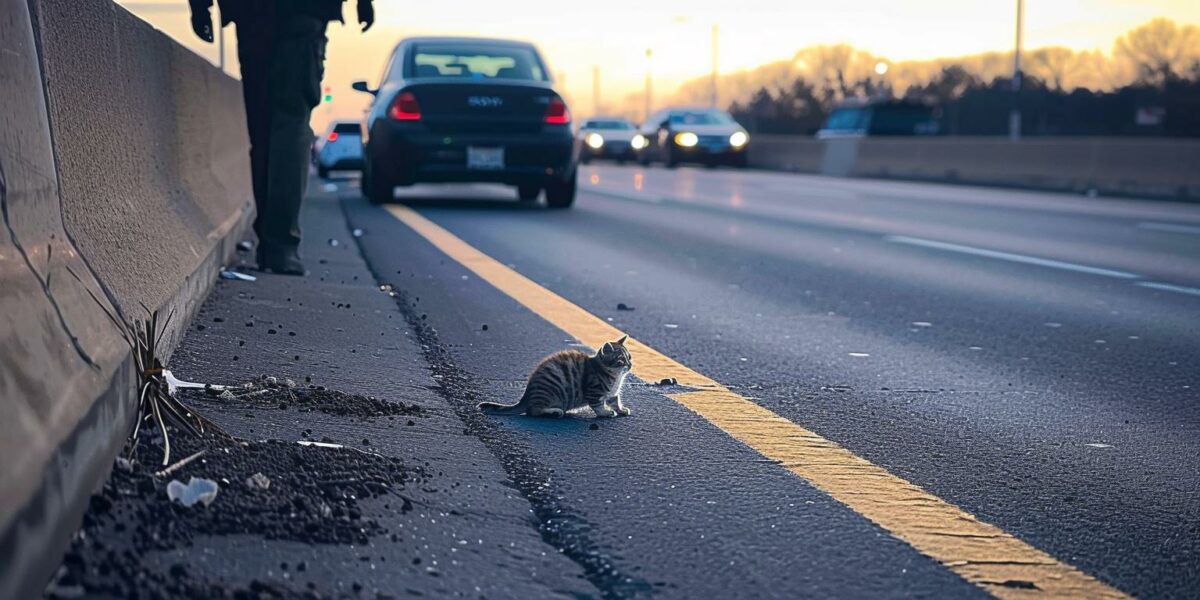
xmin=261 ymin=14 xmax=327 ymax=273
xmin=233 ymin=17 xmax=274 ymax=263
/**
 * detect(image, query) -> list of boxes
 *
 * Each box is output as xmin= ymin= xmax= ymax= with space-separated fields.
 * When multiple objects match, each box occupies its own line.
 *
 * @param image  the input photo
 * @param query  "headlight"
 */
xmin=674 ymin=132 xmax=699 ymax=147
xmin=584 ymin=133 xmax=605 ymax=149
xmin=630 ymin=134 xmax=648 ymax=150
xmin=730 ymin=131 xmax=749 ymax=148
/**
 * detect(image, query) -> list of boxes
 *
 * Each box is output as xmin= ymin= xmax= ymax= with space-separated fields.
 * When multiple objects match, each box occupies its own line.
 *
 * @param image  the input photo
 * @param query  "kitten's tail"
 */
xmin=478 ymin=392 xmax=529 ymax=416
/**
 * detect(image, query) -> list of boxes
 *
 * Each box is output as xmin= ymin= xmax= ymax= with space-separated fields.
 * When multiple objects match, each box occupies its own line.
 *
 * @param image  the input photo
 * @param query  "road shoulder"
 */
xmin=45 ymin=180 xmax=593 ymax=598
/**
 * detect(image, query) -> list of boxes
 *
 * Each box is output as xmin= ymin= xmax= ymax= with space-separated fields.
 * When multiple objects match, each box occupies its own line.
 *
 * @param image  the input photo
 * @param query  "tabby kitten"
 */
xmin=479 ymin=336 xmax=632 ymax=418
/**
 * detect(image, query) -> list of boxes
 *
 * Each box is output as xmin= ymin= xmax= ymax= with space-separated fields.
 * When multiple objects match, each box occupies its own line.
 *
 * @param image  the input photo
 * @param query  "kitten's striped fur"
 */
xmin=479 ymin=336 xmax=632 ymax=418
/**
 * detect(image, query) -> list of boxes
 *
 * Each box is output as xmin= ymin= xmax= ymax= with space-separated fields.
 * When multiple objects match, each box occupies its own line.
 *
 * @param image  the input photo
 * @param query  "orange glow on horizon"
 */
xmin=118 ymin=0 xmax=1198 ymax=129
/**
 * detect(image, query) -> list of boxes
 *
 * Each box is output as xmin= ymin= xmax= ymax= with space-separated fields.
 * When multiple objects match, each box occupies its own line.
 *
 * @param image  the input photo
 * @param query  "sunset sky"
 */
xmin=121 ymin=0 xmax=1198 ymax=127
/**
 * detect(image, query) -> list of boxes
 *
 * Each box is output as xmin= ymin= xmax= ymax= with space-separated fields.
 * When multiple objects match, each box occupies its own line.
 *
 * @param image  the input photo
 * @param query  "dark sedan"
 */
xmin=353 ymin=37 xmax=579 ymax=208
xmin=637 ymin=108 xmax=749 ymax=168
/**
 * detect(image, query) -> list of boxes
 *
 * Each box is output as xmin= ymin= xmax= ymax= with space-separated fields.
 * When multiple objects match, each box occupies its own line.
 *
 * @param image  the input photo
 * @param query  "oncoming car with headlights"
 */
xmin=638 ymin=108 xmax=749 ymax=168
xmin=353 ymin=37 xmax=579 ymax=208
xmin=577 ymin=117 xmax=645 ymax=163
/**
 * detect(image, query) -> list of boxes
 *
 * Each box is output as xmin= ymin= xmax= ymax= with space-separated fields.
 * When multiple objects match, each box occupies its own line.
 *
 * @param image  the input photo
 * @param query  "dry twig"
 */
xmin=67 ymin=267 xmax=228 ymax=465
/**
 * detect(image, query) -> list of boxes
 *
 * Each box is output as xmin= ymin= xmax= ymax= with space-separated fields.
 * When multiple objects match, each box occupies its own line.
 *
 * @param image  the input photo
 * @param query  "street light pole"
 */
xmin=674 ymin=17 xmax=720 ymax=108
xmin=592 ymin=65 xmax=601 ymax=116
xmin=1009 ymin=0 xmax=1024 ymax=140
xmin=644 ymin=48 xmax=653 ymax=123
xmin=710 ymin=24 xmax=719 ymax=108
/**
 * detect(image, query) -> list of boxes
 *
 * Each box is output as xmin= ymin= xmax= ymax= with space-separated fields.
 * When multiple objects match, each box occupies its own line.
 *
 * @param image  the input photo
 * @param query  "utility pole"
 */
xmin=644 ymin=48 xmax=653 ymax=123
xmin=1009 ymin=0 xmax=1023 ymax=140
xmin=710 ymin=24 xmax=719 ymax=108
xmin=592 ymin=65 xmax=601 ymax=116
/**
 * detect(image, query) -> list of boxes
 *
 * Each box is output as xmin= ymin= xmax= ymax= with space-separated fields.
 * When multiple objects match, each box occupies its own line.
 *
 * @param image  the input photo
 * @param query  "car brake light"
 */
xmin=327 ymin=132 xmax=339 ymax=142
xmin=544 ymin=97 xmax=570 ymax=125
xmin=389 ymin=91 xmax=421 ymax=121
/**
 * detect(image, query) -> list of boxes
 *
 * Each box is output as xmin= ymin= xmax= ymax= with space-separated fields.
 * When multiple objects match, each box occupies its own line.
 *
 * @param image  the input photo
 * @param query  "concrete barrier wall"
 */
xmin=35 ymin=0 xmax=252 ymax=325
xmin=747 ymin=134 xmax=1200 ymax=199
xmin=746 ymin=135 xmax=825 ymax=173
xmin=0 ymin=1 xmax=252 ymax=596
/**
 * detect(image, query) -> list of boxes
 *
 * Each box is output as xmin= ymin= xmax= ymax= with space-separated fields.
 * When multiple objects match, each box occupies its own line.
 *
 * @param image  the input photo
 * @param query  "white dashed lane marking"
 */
xmin=885 ymin=235 xmax=1141 ymax=279
xmin=1137 ymin=222 xmax=1200 ymax=235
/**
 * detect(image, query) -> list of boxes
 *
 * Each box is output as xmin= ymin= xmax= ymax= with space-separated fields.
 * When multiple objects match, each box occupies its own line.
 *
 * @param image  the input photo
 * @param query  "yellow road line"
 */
xmin=384 ymin=204 xmax=1128 ymax=600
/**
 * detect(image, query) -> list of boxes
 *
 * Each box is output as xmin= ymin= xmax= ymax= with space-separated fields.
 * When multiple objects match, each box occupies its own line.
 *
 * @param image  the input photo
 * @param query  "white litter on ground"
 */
xmin=219 ymin=270 xmax=257 ymax=282
xmin=162 ymin=369 xmax=225 ymax=395
xmin=166 ymin=477 xmax=220 ymax=507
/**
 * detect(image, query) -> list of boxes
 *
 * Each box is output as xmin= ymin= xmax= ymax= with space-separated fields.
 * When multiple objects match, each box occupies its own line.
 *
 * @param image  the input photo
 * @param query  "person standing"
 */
xmin=189 ymin=0 xmax=374 ymax=275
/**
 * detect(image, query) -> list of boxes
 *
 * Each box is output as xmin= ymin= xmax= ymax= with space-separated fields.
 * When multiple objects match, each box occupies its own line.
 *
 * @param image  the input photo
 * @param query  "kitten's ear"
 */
xmin=616 ymin=335 xmax=628 ymax=346
xmin=601 ymin=342 xmax=614 ymax=354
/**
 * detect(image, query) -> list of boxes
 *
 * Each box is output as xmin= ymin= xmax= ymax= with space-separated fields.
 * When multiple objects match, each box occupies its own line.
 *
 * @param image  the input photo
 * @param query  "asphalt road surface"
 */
xmin=338 ymin=163 xmax=1198 ymax=599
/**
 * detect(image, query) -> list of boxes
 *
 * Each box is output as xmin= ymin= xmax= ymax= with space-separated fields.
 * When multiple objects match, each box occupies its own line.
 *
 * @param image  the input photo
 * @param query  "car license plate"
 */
xmin=467 ymin=147 xmax=504 ymax=170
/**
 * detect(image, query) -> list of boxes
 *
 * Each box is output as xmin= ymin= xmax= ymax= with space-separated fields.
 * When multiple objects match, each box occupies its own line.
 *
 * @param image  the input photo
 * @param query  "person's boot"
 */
xmin=271 ymin=248 xmax=306 ymax=276
xmin=258 ymin=246 xmax=306 ymax=276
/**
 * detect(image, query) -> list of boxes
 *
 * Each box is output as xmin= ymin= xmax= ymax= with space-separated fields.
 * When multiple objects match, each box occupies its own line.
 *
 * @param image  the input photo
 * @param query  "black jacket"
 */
xmin=190 ymin=0 xmax=365 ymax=25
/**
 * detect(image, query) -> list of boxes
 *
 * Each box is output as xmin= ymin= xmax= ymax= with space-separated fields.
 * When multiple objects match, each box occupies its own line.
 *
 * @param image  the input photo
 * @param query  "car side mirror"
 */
xmin=351 ymin=80 xmax=377 ymax=95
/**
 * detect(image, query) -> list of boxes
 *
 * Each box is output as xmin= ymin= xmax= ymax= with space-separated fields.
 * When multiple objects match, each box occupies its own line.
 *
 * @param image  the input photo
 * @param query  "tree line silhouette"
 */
xmin=671 ymin=18 xmax=1200 ymax=137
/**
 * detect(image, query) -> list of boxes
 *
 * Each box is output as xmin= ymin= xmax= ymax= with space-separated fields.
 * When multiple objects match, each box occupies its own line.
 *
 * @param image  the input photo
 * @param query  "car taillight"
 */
xmin=544 ymin=97 xmax=570 ymax=125
xmin=327 ymin=132 xmax=339 ymax=142
xmin=388 ymin=91 xmax=421 ymax=121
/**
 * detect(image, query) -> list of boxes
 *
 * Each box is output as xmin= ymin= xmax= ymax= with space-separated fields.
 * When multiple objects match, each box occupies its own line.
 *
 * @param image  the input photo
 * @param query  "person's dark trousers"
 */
xmin=235 ymin=12 xmax=327 ymax=268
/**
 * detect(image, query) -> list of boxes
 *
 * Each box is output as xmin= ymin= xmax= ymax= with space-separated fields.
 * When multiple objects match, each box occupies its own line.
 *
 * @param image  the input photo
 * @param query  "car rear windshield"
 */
xmin=823 ymin=108 xmax=869 ymax=131
xmin=408 ymin=43 xmax=548 ymax=81
xmin=584 ymin=120 xmax=634 ymax=130
xmin=333 ymin=123 xmax=362 ymax=134
xmin=668 ymin=111 xmax=734 ymax=126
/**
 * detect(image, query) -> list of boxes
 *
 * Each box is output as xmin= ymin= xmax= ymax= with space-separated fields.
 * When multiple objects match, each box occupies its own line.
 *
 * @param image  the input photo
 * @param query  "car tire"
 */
xmin=363 ymin=159 xmax=393 ymax=205
xmin=637 ymin=154 xmax=651 ymax=167
xmin=544 ymin=172 xmax=576 ymax=209
xmin=318 ymin=165 xmax=330 ymax=179
xmin=517 ymin=184 xmax=541 ymax=203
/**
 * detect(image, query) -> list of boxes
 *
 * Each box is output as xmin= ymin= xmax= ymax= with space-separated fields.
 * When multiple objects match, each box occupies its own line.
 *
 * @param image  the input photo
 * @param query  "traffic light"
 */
xmin=323 ymin=86 xmax=332 ymax=103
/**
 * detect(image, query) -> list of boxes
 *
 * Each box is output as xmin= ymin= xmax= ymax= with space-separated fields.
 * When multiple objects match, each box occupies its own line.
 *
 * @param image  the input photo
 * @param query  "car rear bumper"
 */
xmin=319 ymin=156 xmax=365 ymax=170
xmin=368 ymin=123 xmax=577 ymax=186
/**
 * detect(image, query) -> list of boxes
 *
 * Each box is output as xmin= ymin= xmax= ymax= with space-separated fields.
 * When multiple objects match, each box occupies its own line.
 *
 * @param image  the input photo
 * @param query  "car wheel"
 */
xmin=517 ymin=184 xmax=541 ymax=203
xmin=363 ymin=159 xmax=393 ymax=205
xmin=637 ymin=154 xmax=651 ymax=167
xmin=318 ymin=165 xmax=330 ymax=179
xmin=544 ymin=172 xmax=576 ymax=209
